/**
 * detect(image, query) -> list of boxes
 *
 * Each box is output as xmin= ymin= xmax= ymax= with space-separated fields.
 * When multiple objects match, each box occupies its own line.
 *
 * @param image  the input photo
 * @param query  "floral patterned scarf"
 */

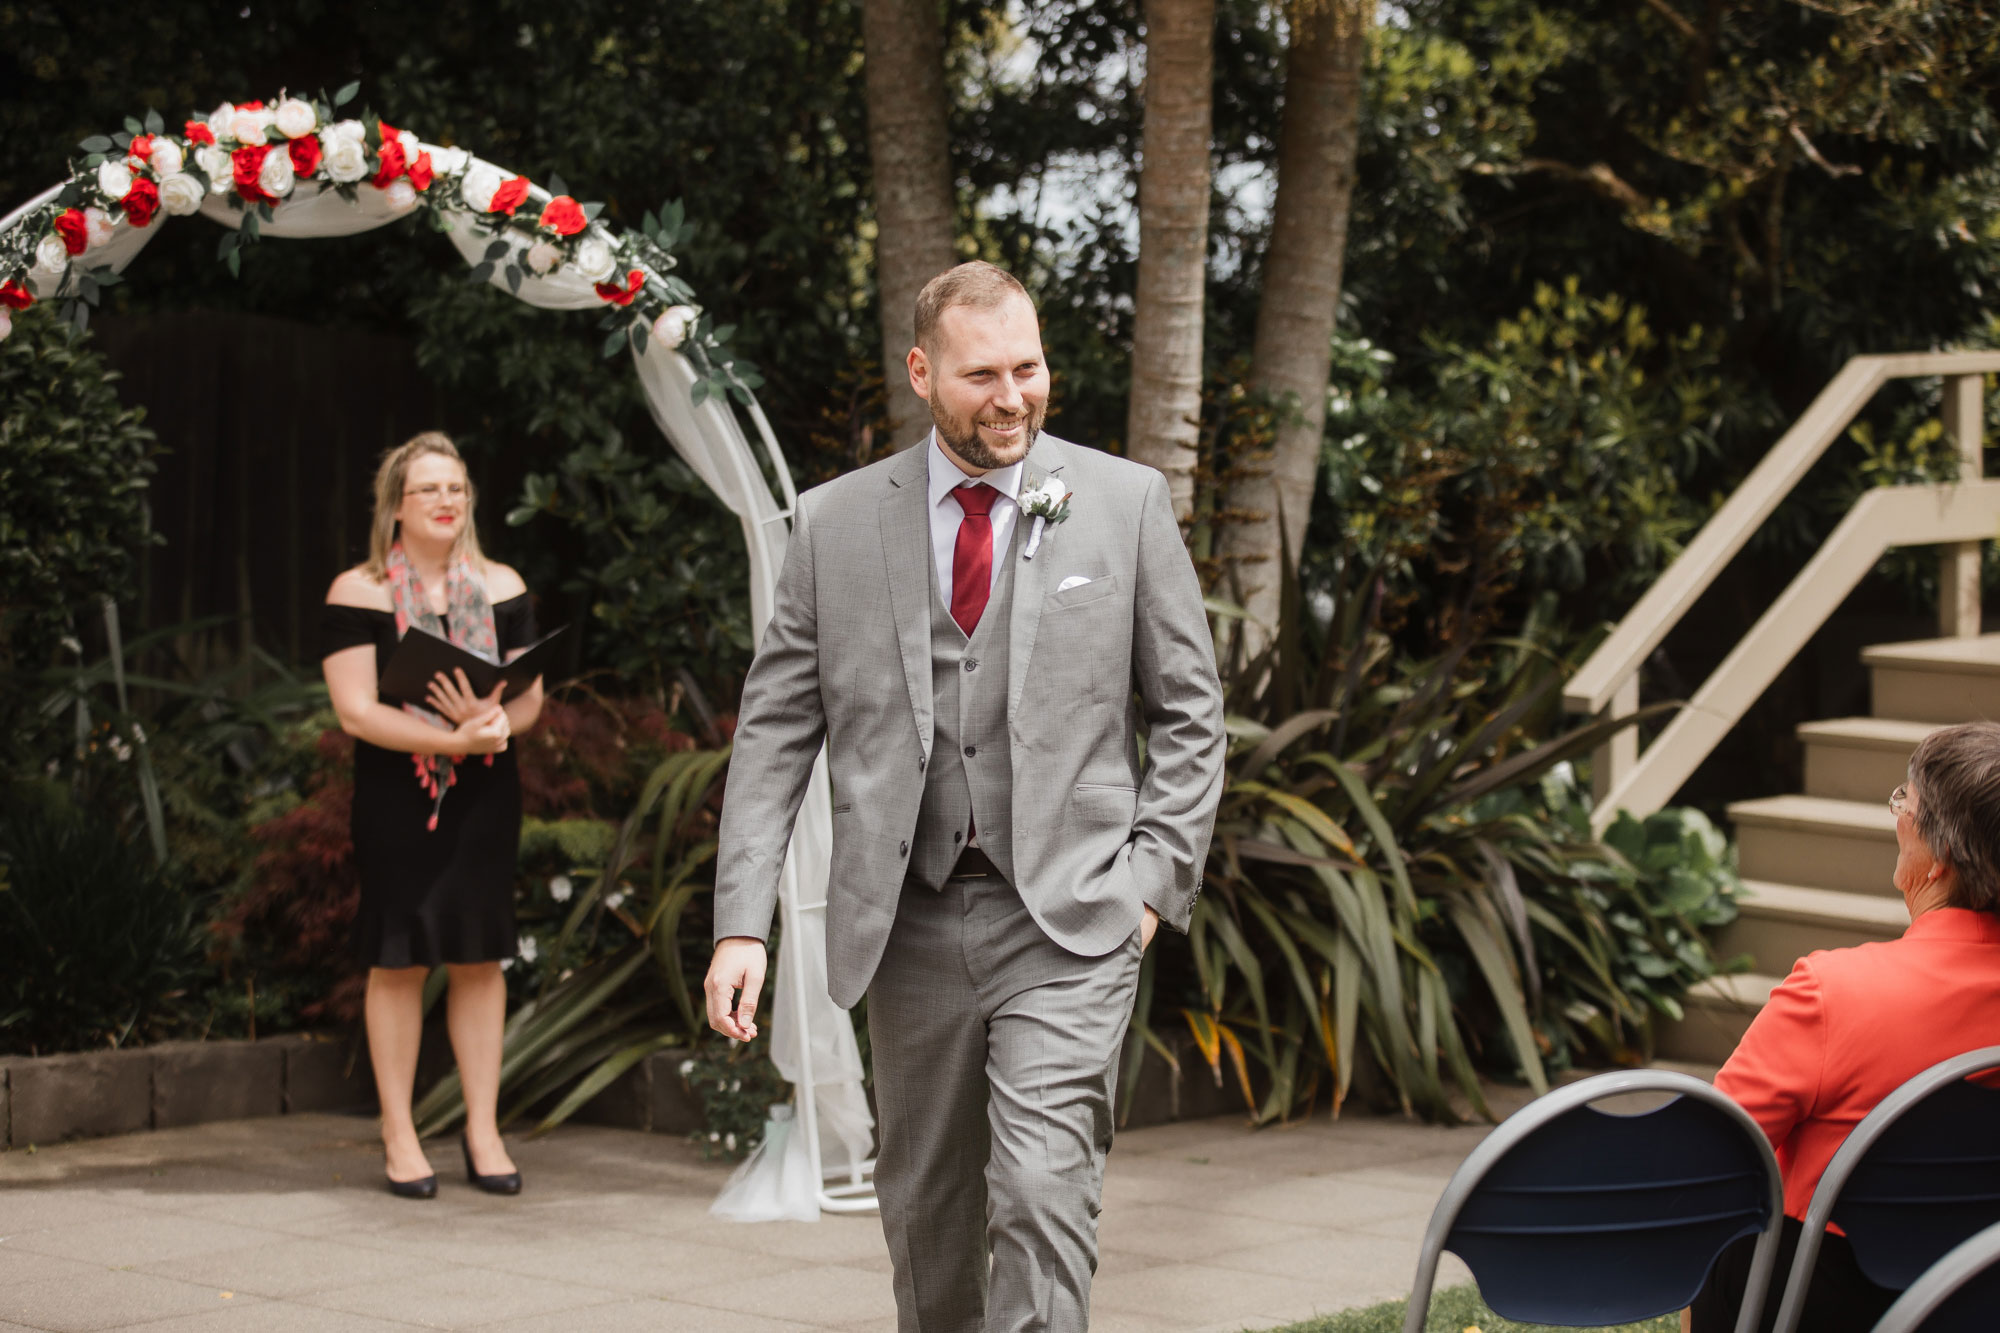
xmin=384 ymin=541 xmax=499 ymax=830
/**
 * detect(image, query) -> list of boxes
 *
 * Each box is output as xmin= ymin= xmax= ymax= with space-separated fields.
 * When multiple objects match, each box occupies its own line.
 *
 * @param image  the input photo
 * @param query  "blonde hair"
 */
xmin=914 ymin=261 xmax=1033 ymax=355
xmin=362 ymin=431 xmax=485 ymax=578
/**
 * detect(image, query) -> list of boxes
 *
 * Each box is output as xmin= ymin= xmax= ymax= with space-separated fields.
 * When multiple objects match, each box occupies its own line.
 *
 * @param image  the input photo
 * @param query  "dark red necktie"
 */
xmin=949 ymin=484 xmax=999 ymax=636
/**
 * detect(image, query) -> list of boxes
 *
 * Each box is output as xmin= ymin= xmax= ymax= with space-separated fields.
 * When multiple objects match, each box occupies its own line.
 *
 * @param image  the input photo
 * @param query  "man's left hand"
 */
xmin=1141 ymin=906 xmax=1159 ymax=952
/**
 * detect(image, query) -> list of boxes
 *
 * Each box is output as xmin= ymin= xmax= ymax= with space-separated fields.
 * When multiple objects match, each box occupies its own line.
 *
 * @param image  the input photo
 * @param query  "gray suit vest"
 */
xmin=908 ymin=521 xmax=1020 ymax=889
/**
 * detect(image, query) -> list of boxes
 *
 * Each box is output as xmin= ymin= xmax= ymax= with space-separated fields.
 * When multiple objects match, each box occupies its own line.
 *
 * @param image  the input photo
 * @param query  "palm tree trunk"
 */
xmin=1127 ymin=0 xmax=1216 ymax=519
xmin=1222 ymin=0 xmax=1369 ymax=646
xmin=862 ymin=0 xmax=960 ymax=452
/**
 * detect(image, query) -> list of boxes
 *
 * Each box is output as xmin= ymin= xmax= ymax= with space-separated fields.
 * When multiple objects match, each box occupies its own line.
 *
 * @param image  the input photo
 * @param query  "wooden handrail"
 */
xmin=1566 ymin=351 xmax=2000 ymax=715
xmin=1590 ymin=479 xmax=2000 ymax=828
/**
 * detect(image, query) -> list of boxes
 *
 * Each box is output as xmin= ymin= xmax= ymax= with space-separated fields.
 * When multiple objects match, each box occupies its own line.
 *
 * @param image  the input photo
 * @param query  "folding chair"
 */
xmin=1402 ymin=1070 xmax=1784 ymax=1333
xmin=1870 ymin=1218 xmax=2000 ymax=1333
xmin=1771 ymin=1046 xmax=2000 ymax=1333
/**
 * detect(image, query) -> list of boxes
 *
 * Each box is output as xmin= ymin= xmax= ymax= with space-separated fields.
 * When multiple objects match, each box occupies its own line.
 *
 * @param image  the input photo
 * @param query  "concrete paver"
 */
xmin=0 ymin=1088 xmax=1553 ymax=1331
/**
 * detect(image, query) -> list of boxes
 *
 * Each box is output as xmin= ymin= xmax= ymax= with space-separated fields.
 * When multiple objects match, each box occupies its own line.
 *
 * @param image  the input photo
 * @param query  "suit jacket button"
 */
xmin=899 ymin=840 xmax=909 ymax=857
xmin=918 ymin=756 xmax=927 ymax=771
xmin=964 ymin=659 xmax=978 ymax=672
xmin=964 ymin=745 xmax=976 ymax=757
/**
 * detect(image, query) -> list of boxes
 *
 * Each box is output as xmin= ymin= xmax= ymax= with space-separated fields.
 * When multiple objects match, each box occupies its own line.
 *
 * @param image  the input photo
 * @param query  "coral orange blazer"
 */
xmin=1715 ymin=907 xmax=2000 ymax=1220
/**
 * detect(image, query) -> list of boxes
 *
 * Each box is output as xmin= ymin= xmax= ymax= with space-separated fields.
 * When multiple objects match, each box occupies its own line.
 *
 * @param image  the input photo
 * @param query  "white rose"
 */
xmin=651 ymin=305 xmax=698 ymax=349
xmin=274 ymin=98 xmax=317 ymax=139
xmin=524 ymin=240 xmax=561 ymax=275
xmin=0 ymin=308 xmax=11 ymax=343
xmin=158 ymin=173 xmax=205 ymax=216
xmin=198 ymin=145 xmax=234 ymax=193
xmin=330 ymin=119 xmax=366 ymax=143
xmin=83 ymin=207 xmax=115 ymax=249
xmin=321 ymin=134 xmax=368 ymax=184
xmin=518 ymin=935 xmax=539 ymax=963
xmin=34 ymin=234 xmax=69 ymax=275
xmin=206 ymin=103 xmax=236 ymax=137
xmin=231 ymin=107 xmax=273 ymax=145
xmin=460 ymin=162 xmax=501 ymax=213
xmin=97 ymin=160 xmax=134 ymax=201
xmin=398 ymin=129 xmax=420 ymax=157
xmin=384 ymin=178 xmax=416 ymax=209
xmin=257 ymin=148 xmax=295 ymax=200
xmin=548 ymin=875 xmax=573 ymax=902
xmin=430 ymin=146 xmax=468 ymax=175
xmin=572 ymin=236 xmax=616 ymax=282
xmin=148 ymin=138 xmax=184 ymax=176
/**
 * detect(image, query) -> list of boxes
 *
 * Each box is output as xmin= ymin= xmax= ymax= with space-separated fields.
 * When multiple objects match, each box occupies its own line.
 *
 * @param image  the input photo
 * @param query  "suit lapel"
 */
xmin=881 ymin=443 xmax=936 ymax=749
xmin=1007 ymin=438 xmax=1066 ymax=722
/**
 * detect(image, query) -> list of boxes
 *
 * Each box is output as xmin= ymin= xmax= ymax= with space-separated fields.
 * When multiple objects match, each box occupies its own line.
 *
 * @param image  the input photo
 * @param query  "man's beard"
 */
xmin=932 ymin=399 xmax=1045 ymax=470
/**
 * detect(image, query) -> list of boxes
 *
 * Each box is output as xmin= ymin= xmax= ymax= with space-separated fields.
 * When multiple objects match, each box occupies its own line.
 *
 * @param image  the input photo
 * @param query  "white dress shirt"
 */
xmin=926 ymin=430 xmax=1025 ymax=613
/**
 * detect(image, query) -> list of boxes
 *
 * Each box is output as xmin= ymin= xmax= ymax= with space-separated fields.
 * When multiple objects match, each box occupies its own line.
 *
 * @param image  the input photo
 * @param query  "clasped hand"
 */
xmin=428 ymin=668 xmax=511 ymax=754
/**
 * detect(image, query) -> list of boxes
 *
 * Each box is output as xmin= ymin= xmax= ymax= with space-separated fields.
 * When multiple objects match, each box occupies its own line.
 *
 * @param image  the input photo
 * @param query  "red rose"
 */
xmin=0 ymin=280 xmax=33 ymax=311
xmin=240 ymin=99 xmax=264 ymax=111
xmin=128 ymin=134 xmax=155 ymax=167
xmin=121 ymin=177 xmax=161 ymax=228
xmin=407 ymin=151 xmax=434 ymax=192
xmin=185 ymin=121 xmax=215 ymax=146
xmin=594 ymin=269 xmax=645 ymax=307
xmin=53 ymin=208 xmax=88 ymax=255
xmin=377 ymin=120 xmax=399 ymax=142
xmin=489 ymin=176 xmax=530 ymax=216
xmin=371 ymin=137 xmax=407 ymax=188
xmin=538 ymin=195 xmax=587 ymax=237
xmin=233 ymin=143 xmax=274 ymax=204
xmin=289 ymin=134 xmax=322 ymax=179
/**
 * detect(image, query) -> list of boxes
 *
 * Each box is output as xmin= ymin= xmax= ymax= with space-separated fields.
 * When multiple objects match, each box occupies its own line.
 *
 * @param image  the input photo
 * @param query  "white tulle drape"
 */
xmin=0 ymin=147 xmax=872 ymax=1219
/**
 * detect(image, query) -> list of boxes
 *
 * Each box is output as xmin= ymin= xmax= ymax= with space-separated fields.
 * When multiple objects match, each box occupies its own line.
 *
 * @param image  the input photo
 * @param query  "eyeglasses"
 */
xmin=403 ymin=483 xmax=468 ymax=504
xmin=1890 ymin=784 xmax=1913 ymax=819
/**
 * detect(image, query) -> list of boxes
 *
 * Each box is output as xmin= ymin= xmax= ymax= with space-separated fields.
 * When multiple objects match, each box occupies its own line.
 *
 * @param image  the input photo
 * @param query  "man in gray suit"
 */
xmin=706 ymin=260 xmax=1226 ymax=1332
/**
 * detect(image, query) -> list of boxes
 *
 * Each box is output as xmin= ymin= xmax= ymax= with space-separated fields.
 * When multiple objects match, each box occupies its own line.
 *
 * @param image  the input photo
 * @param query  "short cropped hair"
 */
xmin=1908 ymin=720 xmax=2000 ymax=912
xmin=914 ymin=261 xmax=1032 ymax=355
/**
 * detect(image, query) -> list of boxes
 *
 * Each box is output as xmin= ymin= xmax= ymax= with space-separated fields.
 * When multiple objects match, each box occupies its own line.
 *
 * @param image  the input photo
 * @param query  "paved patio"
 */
xmin=0 ymin=1093 xmax=1545 ymax=1332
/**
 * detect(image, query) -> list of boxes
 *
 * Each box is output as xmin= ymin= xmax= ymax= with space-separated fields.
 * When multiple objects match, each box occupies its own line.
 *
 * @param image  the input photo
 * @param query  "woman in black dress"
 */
xmin=322 ymin=432 xmax=544 ymax=1197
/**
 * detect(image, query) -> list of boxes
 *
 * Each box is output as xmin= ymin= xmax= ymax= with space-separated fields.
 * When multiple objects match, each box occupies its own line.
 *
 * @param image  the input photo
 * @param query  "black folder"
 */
xmin=378 ymin=624 xmax=567 ymax=705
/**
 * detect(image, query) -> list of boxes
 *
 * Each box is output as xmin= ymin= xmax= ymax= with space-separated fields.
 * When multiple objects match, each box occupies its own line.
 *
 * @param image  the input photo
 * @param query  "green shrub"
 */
xmin=0 ymin=786 xmax=206 ymax=1055
xmin=0 ymin=304 xmax=158 ymax=703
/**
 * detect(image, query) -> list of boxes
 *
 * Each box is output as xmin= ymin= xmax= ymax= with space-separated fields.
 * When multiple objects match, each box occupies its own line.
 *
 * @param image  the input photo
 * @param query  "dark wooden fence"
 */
xmin=95 ymin=311 xmax=452 ymax=674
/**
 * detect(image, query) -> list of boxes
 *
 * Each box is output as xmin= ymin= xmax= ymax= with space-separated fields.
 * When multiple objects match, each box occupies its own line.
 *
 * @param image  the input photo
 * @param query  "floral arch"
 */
xmin=0 ymin=84 xmax=870 ymax=1218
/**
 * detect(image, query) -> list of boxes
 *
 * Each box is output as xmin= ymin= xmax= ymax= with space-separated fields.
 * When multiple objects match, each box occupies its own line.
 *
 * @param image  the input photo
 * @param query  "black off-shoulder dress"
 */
xmin=320 ymin=595 xmax=536 ymax=968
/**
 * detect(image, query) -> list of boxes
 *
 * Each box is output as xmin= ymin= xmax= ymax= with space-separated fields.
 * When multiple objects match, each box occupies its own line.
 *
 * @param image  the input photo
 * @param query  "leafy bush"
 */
xmin=0 ymin=306 xmax=158 ymax=703
xmin=0 ymin=786 xmax=206 ymax=1055
xmin=681 ymin=1036 xmax=789 ymax=1163
xmin=1149 ymin=557 xmax=1736 ymax=1126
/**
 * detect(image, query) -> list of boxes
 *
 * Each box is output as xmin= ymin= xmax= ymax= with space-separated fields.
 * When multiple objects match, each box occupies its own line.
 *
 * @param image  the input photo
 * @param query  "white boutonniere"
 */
xmin=1021 ymin=475 xmax=1071 ymax=560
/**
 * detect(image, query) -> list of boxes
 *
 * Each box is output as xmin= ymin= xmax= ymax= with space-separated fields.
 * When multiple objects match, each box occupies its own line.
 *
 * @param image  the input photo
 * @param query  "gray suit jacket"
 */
xmin=713 ymin=433 xmax=1227 ymax=1008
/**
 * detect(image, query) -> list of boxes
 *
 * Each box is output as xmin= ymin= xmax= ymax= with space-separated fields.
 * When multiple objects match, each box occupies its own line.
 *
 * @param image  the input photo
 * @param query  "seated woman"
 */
xmin=1689 ymin=721 xmax=2000 ymax=1331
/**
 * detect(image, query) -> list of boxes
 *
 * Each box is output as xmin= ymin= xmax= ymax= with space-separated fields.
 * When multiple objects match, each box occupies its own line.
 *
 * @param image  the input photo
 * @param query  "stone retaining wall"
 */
xmin=0 ymin=1026 xmax=1234 ymax=1150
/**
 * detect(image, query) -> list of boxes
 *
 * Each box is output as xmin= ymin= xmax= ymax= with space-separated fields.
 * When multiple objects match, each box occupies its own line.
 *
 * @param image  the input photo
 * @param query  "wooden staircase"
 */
xmin=1660 ymin=635 xmax=2000 ymax=1062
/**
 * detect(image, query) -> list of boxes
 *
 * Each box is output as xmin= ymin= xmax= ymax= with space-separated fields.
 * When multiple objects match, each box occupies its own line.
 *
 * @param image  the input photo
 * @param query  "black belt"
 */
xmin=947 ymin=845 xmax=1003 ymax=881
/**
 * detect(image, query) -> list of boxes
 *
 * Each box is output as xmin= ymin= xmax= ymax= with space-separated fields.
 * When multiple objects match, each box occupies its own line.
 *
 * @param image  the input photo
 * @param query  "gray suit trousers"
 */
xmin=868 ymin=873 xmax=1144 ymax=1333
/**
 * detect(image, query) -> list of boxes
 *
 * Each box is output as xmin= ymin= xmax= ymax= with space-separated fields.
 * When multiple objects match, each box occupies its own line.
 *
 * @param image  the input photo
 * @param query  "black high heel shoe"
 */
xmin=384 ymin=1163 xmax=438 ymax=1200
xmin=461 ymin=1133 xmax=523 ymax=1195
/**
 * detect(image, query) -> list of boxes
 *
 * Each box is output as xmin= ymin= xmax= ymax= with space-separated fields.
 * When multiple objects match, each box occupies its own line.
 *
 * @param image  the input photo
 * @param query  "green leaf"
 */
xmin=334 ymin=81 xmax=360 ymax=107
xmin=602 ymin=329 xmax=628 ymax=359
xmin=467 ymin=262 xmax=495 ymax=285
xmin=483 ymin=239 xmax=511 ymax=262
xmin=144 ymin=109 xmax=164 ymax=135
xmin=78 ymin=135 xmax=113 ymax=154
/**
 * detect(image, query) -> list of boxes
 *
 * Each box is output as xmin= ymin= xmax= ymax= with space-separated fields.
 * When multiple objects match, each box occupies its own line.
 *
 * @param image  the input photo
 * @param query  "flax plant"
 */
xmin=1132 ymin=559 xmax=1732 ymax=1127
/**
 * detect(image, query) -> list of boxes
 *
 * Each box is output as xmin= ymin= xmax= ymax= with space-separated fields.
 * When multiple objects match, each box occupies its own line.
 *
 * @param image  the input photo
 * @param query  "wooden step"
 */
xmin=1799 ymin=717 xmax=1937 ymax=804
xmin=1656 ymin=972 xmax=1781 ymax=1065
xmin=1866 ymin=635 xmax=2000 ymax=724
xmin=1715 ymin=879 xmax=1908 ymax=974
xmin=1730 ymin=795 xmax=1899 ymax=897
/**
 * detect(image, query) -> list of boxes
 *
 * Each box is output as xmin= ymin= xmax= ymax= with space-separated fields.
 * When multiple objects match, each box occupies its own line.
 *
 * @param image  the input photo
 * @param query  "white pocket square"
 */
xmin=1057 ymin=576 xmax=1093 ymax=592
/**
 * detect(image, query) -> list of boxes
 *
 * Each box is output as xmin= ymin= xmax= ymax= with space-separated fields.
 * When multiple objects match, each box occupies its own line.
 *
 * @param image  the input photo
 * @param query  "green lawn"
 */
xmin=1261 ymin=1284 xmax=1679 ymax=1333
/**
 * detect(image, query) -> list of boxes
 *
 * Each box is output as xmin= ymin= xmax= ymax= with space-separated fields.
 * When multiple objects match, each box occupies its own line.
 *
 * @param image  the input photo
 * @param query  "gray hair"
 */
xmin=1908 ymin=721 xmax=2000 ymax=912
